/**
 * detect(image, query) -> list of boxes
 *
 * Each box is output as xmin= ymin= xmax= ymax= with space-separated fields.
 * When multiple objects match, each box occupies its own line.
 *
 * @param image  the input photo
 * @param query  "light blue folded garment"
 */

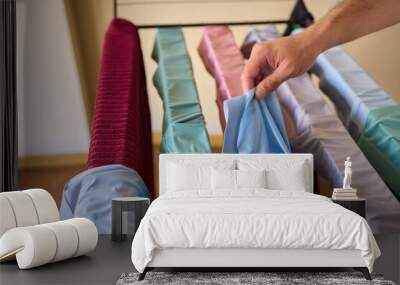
xmin=223 ymin=89 xmax=290 ymax=153
xmin=60 ymin=164 xmax=150 ymax=234
xmin=292 ymin=28 xmax=396 ymax=139
xmin=311 ymin=45 xmax=396 ymax=139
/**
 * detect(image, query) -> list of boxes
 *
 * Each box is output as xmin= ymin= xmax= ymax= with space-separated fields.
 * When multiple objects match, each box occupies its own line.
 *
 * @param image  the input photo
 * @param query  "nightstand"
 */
xmin=112 ymin=197 xmax=150 ymax=242
xmin=332 ymin=198 xmax=366 ymax=218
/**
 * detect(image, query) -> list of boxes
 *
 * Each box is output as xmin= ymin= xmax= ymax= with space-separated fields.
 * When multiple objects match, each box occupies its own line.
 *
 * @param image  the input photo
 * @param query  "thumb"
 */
xmin=255 ymin=66 xmax=289 ymax=99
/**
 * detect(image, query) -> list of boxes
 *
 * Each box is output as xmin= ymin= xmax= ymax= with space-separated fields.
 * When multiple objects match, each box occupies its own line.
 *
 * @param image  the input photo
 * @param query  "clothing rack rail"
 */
xmin=113 ymin=0 xmax=314 ymax=32
xmin=132 ymin=20 xmax=293 ymax=29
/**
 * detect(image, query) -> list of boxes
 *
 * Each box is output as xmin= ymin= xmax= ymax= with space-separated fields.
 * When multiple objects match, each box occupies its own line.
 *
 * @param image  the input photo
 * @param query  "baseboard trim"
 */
xmin=18 ymin=153 xmax=88 ymax=169
xmin=18 ymin=133 xmax=223 ymax=169
xmin=152 ymin=132 xmax=223 ymax=151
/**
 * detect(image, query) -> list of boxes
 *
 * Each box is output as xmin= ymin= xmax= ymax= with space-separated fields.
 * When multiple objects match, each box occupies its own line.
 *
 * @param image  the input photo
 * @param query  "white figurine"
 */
xmin=343 ymin=157 xmax=352 ymax=189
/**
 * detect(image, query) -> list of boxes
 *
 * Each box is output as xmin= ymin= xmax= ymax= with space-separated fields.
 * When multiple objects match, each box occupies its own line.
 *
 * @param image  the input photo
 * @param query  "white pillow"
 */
xmin=266 ymin=162 xmax=307 ymax=191
xmin=211 ymin=169 xmax=268 ymax=190
xmin=211 ymin=168 xmax=236 ymax=190
xmin=236 ymin=169 xmax=267 ymax=189
xmin=167 ymin=162 xmax=211 ymax=191
xmin=167 ymin=159 xmax=236 ymax=192
xmin=237 ymin=159 xmax=308 ymax=191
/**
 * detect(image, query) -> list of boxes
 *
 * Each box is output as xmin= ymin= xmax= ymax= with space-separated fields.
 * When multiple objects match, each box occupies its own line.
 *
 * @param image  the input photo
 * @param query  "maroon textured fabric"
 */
xmin=87 ymin=18 xmax=154 ymax=197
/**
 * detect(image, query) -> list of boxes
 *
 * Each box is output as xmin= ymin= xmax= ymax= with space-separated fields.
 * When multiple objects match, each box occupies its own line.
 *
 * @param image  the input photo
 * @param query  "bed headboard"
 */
xmin=159 ymin=153 xmax=313 ymax=195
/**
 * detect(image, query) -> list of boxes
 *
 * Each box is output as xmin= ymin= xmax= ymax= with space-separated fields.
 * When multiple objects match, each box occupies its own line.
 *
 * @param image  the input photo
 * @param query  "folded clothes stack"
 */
xmin=310 ymin=43 xmax=396 ymax=140
xmin=241 ymin=27 xmax=400 ymax=233
xmin=305 ymin=28 xmax=400 ymax=200
xmin=152 ymin=28 xmax=211 ymax=153
xmin=198 ymin=26 xmax=245 ymax=131
xmin=357 ymin=106 xmax=400 ymax=200
xmin=86 ymin=18 xmax=154 ymax=197
xmin=332 ymin=188 xmax=358 ymax=200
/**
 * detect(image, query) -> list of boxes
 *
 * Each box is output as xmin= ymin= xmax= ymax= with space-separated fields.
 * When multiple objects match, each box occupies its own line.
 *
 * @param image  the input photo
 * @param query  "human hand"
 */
xmin=241 ymin=32 xmax=321 ymax=99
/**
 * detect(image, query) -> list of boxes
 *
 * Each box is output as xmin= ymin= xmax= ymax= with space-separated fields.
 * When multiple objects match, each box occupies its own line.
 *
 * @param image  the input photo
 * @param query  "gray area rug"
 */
xmin=117 ymin=272 xmax=395 ymax=285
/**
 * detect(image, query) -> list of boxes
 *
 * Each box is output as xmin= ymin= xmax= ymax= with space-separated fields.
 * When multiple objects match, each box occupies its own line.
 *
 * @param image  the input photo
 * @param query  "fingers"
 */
xmin=241 ymin=41 xmax=293 ymax=98
xmin=241 ymin=57 xmax=259 ymax=91
xmin=255 ymin=65 xmax=289 ymax=99
xmin=241 ymin=43 xmax=267 ymax=91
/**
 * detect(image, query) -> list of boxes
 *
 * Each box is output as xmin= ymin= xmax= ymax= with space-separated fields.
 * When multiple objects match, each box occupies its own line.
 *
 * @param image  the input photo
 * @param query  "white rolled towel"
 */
xmin=23 ymin=189 xmax=60 ymax=223
xmin=0 ymin=218 xmax=98 ymax=269
xmin=0 ymin=196 xmax=17 ymax=237
xmin=0 ymin=189 xmax=59 ymax=237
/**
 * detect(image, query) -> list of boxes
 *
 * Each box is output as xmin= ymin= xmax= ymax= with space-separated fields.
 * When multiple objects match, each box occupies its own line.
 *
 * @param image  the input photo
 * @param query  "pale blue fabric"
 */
xmin=311 ymin=46 xmax=396 ymax=139
xmin=60 ymin=164 xmax=149 ymax=234
xmin=223 ymin=89 xmax=290 ymax=153
xmin=293 ymin=28 xmax=396 ymax=139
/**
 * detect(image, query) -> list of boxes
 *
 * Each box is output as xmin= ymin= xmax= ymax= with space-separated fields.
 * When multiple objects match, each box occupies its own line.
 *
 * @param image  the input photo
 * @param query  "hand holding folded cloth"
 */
xmin=223 ymin=88 xmax=291 ymax=154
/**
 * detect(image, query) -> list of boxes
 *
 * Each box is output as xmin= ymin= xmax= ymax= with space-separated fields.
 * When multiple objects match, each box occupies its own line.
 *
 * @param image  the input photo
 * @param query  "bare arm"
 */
xmin=242 ymin=0 xmax=400 ymax=99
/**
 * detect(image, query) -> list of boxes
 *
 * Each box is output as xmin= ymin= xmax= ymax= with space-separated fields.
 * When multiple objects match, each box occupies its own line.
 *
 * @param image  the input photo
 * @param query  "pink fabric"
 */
xmin=87 ymin=19 xmax=154 ymax=197
xmin=198 ymin=26 xmax=245 ymax=130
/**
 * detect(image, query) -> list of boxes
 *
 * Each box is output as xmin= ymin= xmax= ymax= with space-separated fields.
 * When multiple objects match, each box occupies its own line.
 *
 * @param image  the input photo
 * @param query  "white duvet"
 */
xmin=131 ymin=190 xmax=380 ymax=272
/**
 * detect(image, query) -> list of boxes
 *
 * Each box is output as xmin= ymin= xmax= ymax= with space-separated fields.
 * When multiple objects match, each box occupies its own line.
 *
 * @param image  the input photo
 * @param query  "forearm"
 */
xmin=301 ymin=0 xmax=400 ymax=54
xmin=241 ymin=0 xmax=400 ymax=98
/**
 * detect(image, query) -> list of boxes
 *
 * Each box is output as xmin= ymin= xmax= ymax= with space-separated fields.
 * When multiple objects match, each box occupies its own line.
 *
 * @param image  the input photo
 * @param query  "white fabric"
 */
xmin=0 ymin=196 xmax=17 ymax=237
xmin=131 ymin=190 xmax=380 ymax=273
xmin=42 ymin=221 xmax=79 ymax=262
xmin=0 ymin=226 xmax=57 ymax=268
xmin=148 ymin=248 xmax=366 ymax=268
xmin=236 ymin=169 xmax=267 ymax=189
xmin=167 ymin=162 xmax=211 ymax=191
xmin=0 ymin=189 xmax=98 ymax=269
xmin=237 ymin=159 xmax=308 ymax=192
xmin=64 ymin=218 xmax=98 ymax=257
xmin=0 ymin=218 xmax=97 ymax=269
xmin=0 ymin=191 xmax=39 ymax=227
xmin=159 ymin=154 xmax=312 ymax=195
xmin=166 ymin=159 xmax=236 ymax=192
xmin=0 ymin=189 xmax=59 ymax=237
xmin=211 ymin=168 xmax=236 ymax=190
xmin=23 ymin=189 xmax=60 ymax=224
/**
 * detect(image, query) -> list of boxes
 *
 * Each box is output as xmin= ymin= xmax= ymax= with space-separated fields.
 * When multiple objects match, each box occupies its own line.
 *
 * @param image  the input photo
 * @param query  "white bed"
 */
xmin=131 ymin=154 xmax=380 ymax=280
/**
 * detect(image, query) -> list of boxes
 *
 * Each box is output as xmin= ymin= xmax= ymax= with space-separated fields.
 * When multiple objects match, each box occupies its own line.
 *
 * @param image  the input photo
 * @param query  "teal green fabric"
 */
xmin=358 ymin=105 xmax=400 ymax=200
xmin=152 ymin=28 xmax=211 ymax=153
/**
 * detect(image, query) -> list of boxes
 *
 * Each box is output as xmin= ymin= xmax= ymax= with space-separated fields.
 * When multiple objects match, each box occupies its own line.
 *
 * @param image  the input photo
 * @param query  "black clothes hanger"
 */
xmin=283 ymin=0 xmax=314 ymax=36
xmin=113 ymin=0 xmax=314 ymax=30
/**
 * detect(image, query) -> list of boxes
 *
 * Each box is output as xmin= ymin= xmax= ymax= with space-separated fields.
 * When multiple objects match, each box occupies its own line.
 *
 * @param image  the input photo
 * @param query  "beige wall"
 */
xmin=65 ymin=0 xmax=113 ymax=122
xmin=67 ymin=0 xmax=400 ymax=136
xmin=16 ymin=0 xmax=90 ymax=157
